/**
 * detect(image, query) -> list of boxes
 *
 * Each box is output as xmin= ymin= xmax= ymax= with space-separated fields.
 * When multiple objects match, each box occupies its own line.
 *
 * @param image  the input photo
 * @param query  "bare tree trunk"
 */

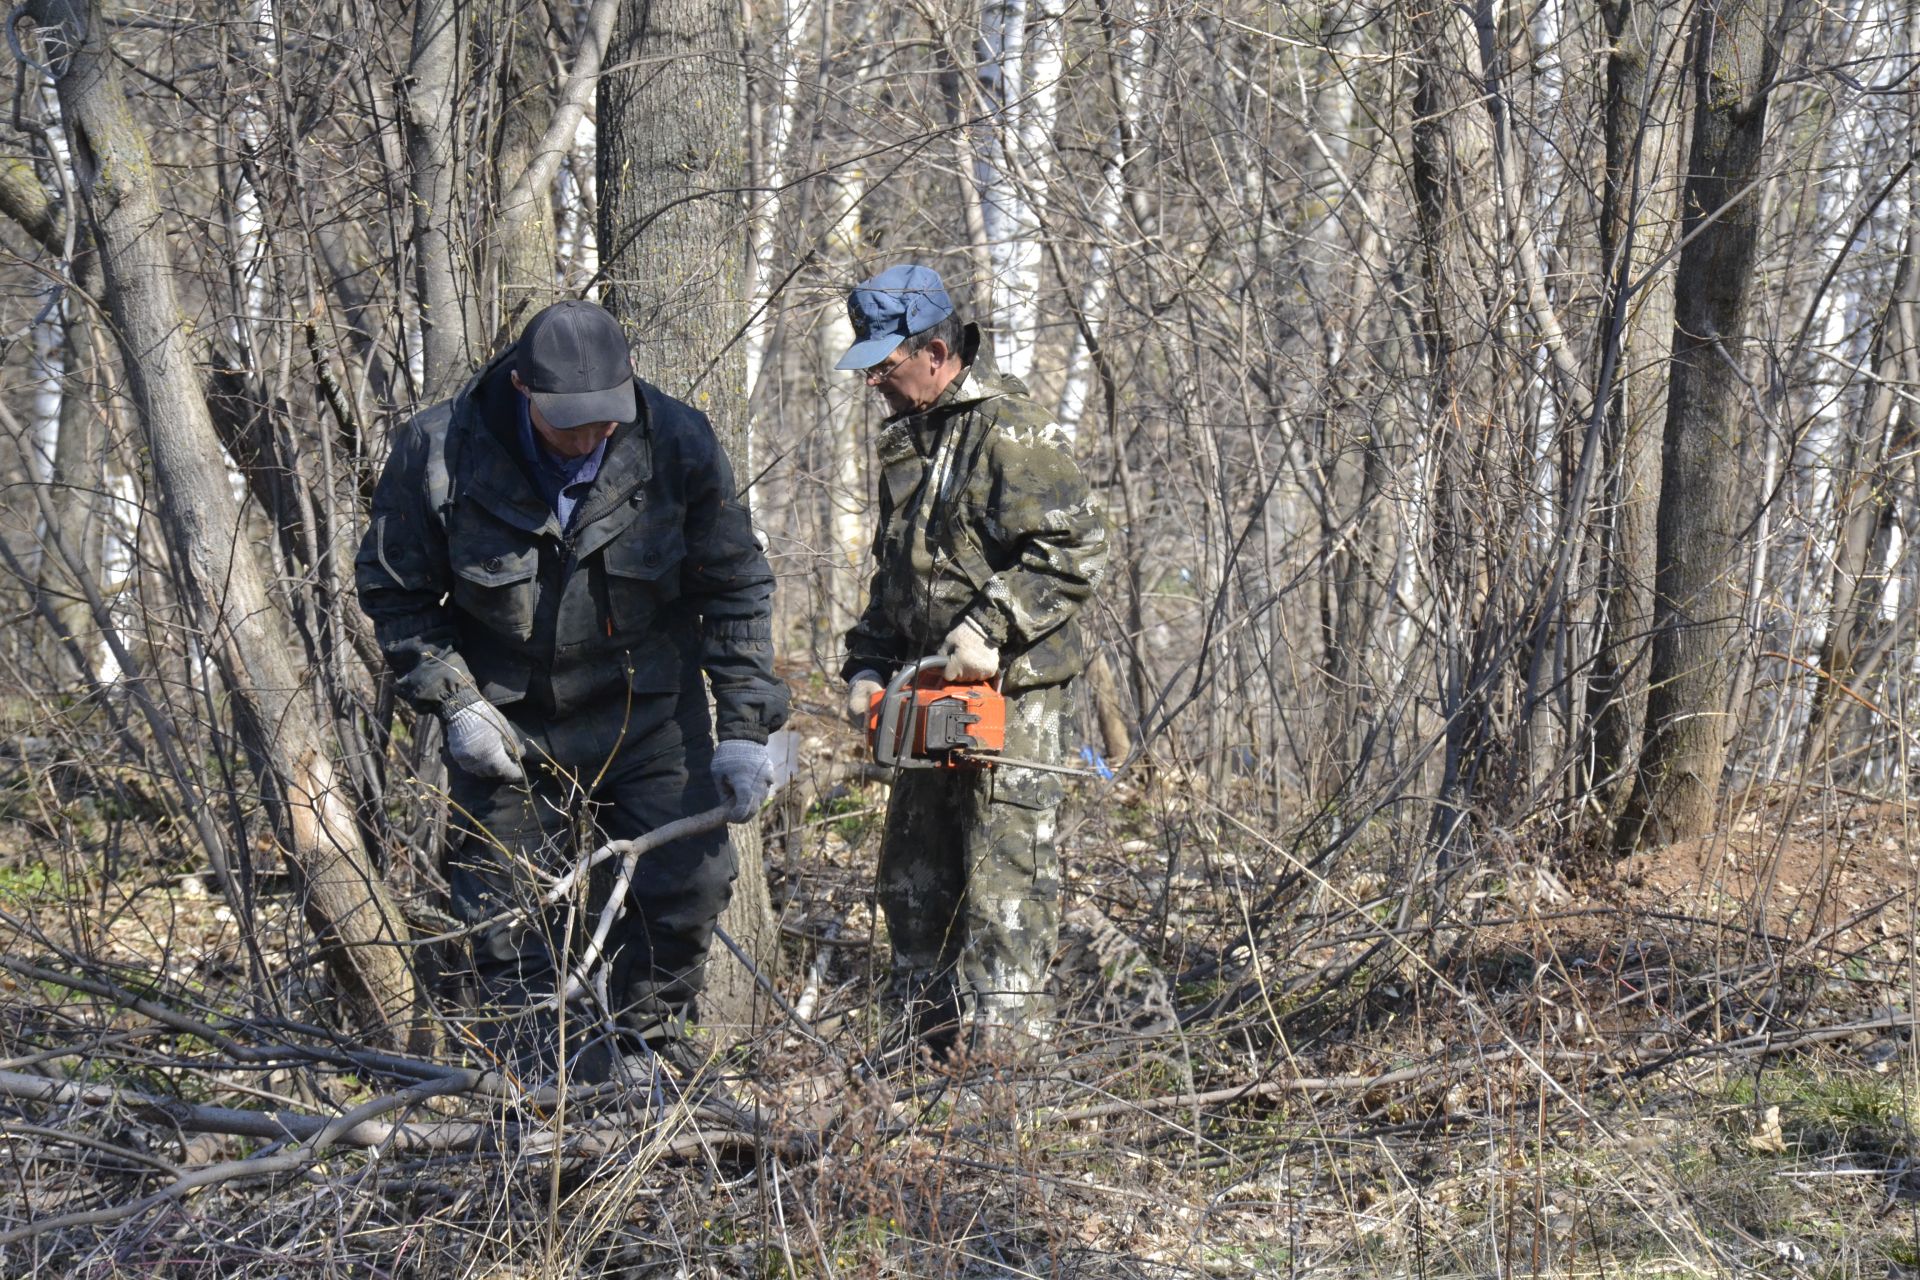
xmin=36 ymin=267 xmax=105 ymax=683
xmin=1616 ymin=0 xmax=1785 ymax=854
xmin=974 ymin=0 xmax=1061 ymax=378
xmin=819 ymin=174 xmax=865 ymax=645
xmin=0 ymin=134 xmax=106 ymax=684
xmin=405 ymin=0 xmax=476 ymax=400
xmin=1057 ymin=0 xmax=1143 ymax=440
xmin=1803 ymin=223 xmax=1918 ymax=768
xmin=492 ymin=0 xmax=562 ymax=342
xmin=1409 ymin=0 xmax=1502 ymax=855
xmin=492 ymin=0 xmax=618 ymax=342
xmin=600 ymin=0 xmax=778 ymax=1035
xmin=744 ymin=0 xmax=817 ymax=412
xmin=1586 ymin=0 xmax=1681 ymax=825
xmin=28 ymin=0 xmax=426 ymax=1051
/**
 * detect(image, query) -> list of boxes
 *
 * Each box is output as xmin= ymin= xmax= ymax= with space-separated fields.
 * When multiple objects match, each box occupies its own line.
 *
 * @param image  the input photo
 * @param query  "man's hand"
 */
xmin=711 ymin=739 xmax=775 ymax=823
xmin=940 ymin=618 xmax=1000 ymax=681
xmin=443 ymin=700 xmax=525 ymax=782
xmin=846 ymin=671 xmax=885 ymax=728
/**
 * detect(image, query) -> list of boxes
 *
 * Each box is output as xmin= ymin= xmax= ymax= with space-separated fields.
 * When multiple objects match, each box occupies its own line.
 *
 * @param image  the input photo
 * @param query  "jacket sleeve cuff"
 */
xmin=962 ymin=600 xmax=1011 ymax=648
xmin=713 ymin=679 xmax=790 ymax=744
xmin=396 ymin=649 xmax=481 ymax=716
xmin=840 ymin=655 xmax=897 ymax=684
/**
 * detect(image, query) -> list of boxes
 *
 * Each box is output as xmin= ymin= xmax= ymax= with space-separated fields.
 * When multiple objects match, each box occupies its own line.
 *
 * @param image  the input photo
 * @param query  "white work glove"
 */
xmin=711 ymin=739 xmax=775 ymax=823
xmin=940 ymin=618 xmax=1000 ymax=681
xmin=442 ymin=700 xmax=525 ymax=782
xmin=847 ymin=670 xmax=884 ymax=728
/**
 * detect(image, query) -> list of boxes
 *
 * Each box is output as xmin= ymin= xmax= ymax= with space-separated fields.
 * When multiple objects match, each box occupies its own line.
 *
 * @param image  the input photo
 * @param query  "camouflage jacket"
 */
xmin=355 ymin=352 xmax=789 ymax=745
xmin=841 ymin=327 xmax=1107 ymax=693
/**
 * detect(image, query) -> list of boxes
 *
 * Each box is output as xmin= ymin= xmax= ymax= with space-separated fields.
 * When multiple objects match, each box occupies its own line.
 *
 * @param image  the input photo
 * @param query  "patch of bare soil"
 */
xmin=1625 ymin=786 xmax=1919 ymax=952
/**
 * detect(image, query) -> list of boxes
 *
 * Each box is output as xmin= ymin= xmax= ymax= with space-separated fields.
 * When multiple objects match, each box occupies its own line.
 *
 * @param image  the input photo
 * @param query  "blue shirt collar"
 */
xmin=517 ymin=391 xmax=608 ymax=524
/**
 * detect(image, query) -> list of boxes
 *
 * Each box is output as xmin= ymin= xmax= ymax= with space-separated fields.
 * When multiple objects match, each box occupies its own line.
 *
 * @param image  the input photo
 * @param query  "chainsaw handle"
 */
xmin=869 ymin=656 xmax=949 ymax=769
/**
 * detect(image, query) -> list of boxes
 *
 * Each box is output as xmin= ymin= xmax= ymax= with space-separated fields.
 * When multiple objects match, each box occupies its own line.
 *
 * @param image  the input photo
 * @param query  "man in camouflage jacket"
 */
xmin=355 ymin=299 xmax=788 ymax=1084
xmin=836 ymin=265 xmax=1107 ymax=1053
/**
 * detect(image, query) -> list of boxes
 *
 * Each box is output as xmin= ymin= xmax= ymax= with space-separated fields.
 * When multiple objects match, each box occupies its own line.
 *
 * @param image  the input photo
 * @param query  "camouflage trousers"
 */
xmin=876 ymin=681 xmax=1072 ymax=1044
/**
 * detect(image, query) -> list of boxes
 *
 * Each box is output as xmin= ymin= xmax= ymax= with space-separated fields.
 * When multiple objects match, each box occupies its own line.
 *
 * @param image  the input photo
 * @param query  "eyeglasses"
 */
xmin=864 ymin=347 xmax=917 ymax=385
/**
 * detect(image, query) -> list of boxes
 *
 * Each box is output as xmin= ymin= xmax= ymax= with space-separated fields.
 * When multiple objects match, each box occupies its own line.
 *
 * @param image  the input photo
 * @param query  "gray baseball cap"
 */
xmin=515 ymin=300 xmax=637 ymax=428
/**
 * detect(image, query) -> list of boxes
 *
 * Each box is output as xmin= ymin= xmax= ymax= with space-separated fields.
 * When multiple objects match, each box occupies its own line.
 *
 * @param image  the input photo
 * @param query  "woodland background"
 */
xmin=0 ymin=0 xmax=1918 ymax=1275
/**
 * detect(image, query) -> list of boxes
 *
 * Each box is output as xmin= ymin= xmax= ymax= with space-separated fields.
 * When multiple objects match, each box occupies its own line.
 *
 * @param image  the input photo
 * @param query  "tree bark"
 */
xmin=974 ymin=0 xmax=1061 ymax=379
xmin=1409 ymin=0 xmax=1502 ymax=855
xmin=600 ymin=0 xmax=779 ymax=1036
xmin=492 ymin=0 xmax=562 ymax=343
xmin=28 ymin=0 xmax=427 ymax=1052
xmin=1802 ymin=223 xmax=1918 ymax=769
xmin=405 ymin=0 xmax=476 ymax=401
xmin=1586 ymin=0 xmax=1681 ymax=825
xmin=37 ymin=278 xmax=106 ymax=684
xmin=1615 ymin=0 xmax=1784 ymax=853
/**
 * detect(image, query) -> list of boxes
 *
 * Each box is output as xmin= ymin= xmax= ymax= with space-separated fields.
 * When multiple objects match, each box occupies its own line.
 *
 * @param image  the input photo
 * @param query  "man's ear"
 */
xmin=509 ymin=370 xmax=525 ymax=392
xmin=922 ymin=339 xmax=950 ymax=365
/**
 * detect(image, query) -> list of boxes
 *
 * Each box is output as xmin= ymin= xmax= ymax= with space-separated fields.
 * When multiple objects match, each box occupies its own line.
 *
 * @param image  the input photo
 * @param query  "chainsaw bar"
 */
xmin=948 ymin=751 xmax=1101 ymax=779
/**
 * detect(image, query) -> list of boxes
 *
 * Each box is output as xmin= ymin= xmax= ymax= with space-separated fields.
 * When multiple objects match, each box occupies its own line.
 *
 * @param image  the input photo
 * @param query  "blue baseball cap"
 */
xmin=835 ymin=265 xmax=955 ymax=370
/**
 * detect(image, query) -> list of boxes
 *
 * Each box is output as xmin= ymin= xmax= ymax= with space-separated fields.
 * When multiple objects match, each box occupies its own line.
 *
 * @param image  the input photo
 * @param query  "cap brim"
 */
xmin=530 ymin=381 xmax=636 ymax=430
xmin=835 ymin=333 xmax=905 ymax=371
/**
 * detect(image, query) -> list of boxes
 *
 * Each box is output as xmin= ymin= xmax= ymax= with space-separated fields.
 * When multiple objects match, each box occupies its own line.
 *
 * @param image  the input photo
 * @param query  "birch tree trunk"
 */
xmin=37 ymin=282 xmax=105 ymax=684
xmin=975 ymin=0 xmax=1061 ymax=378
xmin=745 ymin=0 xmax=816 ymax=411
xmin=27 ymin=0 xmax=426 ymax=1052
xmin=1056 ymin=0 xmax=1143 ymax=440
xmin=1616 ymin=0 xmax=1784 ymax=853
xmin=1803 ymin=222 xmax=1918 ymax=768
xmin=819 ymin=173 xmax=866 ymax=643
xmin=0 ymin=124 xmax=105 ymax=684
xmin=600 ymin=0 xmax=780 ymax=1034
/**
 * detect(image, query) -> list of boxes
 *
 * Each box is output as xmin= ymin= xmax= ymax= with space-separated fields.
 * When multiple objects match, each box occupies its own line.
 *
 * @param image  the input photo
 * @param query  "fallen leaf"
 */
xmin=1748 ymin=1105 xmax=1787 ymax=1154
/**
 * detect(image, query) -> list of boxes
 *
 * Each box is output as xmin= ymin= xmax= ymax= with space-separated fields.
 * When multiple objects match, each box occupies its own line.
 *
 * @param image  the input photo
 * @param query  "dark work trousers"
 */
xmin=443 ymin=692 xmax=730 ymax=1085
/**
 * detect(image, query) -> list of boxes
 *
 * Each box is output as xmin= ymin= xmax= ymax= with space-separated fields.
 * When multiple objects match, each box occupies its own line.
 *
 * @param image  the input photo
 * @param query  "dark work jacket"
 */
xmin=354 ymin=352 xmax=789 ymax=749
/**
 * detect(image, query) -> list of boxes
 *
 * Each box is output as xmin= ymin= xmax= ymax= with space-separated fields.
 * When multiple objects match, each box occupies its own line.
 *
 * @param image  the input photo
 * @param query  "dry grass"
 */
xmin=0 ymin=745 xmax=1917 ymax=1278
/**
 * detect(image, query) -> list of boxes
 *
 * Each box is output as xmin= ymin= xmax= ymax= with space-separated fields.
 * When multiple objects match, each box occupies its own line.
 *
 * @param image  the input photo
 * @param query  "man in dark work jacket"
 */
xmin=355 ymin=299 xmax=789 ymax=1084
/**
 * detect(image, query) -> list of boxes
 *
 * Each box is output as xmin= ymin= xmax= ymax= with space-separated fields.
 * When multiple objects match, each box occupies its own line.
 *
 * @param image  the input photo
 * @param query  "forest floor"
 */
xmin=1 ymin=704 xmax=1918 ymax=1277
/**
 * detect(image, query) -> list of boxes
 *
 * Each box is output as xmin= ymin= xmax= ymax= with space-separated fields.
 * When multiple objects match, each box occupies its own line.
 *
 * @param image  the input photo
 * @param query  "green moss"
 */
xmin=0 ymin=860 xmax=69 ymax=904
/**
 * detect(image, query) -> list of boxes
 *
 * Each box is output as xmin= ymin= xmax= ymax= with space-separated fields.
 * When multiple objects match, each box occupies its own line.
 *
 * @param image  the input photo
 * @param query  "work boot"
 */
xmin=868 ymin=972 xmax=963 ymax=1076
xmin=615 ymin=1034 xmax=759 ymax=1129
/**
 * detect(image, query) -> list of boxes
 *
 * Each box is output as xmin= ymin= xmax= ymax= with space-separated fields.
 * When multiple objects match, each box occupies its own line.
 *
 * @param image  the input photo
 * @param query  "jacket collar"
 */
xmin=875 ymin=324 xmax=1024 ymax=461
xmin=452 ymin=350 xmax=654 ymax=540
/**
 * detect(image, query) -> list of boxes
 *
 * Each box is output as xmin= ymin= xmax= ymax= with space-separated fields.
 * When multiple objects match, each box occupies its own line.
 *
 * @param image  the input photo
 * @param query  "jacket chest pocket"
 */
xmin=601 ymin=520 xmax=686 ymax=638
xmin=451 ymin=542 xmax=541 ymax=641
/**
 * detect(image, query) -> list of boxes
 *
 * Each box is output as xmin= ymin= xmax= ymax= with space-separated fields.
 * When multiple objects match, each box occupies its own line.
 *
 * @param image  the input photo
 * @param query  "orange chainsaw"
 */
xmin=866 ymin=656 xmax=1005 ymax=770
xmin=865 ymin=656 xmax=1096 ymax=777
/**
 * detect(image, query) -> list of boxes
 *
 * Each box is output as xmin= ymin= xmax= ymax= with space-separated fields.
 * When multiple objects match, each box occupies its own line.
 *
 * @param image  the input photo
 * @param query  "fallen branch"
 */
xmin=419 ymin=804 xmax=735 ymax=951
xmin=0 ymin=1067 xmax=793 ymax=1245
xmin=0 ymin=1071 xmax=474 ymax=1245
xmin=556 ymin=805 xmax=732 ymax=1005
